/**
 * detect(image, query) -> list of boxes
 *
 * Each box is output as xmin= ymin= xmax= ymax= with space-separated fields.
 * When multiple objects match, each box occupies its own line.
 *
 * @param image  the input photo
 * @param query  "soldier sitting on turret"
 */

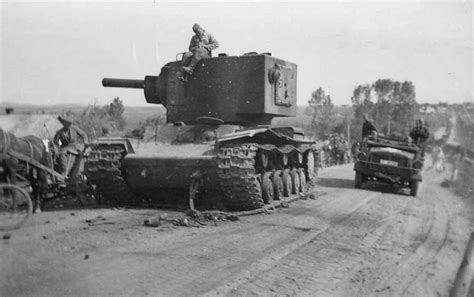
xmin=178 ymin=24 xmax=219 ymax=82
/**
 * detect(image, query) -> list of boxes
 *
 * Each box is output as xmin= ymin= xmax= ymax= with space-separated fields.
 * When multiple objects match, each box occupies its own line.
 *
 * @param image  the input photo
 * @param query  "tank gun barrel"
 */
xmin=102 ymin=76 xmax=161 ymax=105
xmin=102 ymin=78 xmax=145 ymax=89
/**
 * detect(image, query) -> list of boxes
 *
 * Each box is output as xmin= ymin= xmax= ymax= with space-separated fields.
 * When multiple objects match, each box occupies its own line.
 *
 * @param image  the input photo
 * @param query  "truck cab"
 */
xmin=353 ymin=134 xmax=423 ymax=196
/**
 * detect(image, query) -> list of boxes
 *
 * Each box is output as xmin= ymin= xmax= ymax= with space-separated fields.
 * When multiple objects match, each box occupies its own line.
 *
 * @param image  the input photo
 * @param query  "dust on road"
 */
xmin=1 ymin=162 xmax=471 ymax=297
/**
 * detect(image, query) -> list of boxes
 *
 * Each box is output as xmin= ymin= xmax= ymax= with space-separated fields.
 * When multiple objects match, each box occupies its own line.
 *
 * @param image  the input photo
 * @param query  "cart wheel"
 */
xmin=0 ymin=183 xmax=33 ymax=231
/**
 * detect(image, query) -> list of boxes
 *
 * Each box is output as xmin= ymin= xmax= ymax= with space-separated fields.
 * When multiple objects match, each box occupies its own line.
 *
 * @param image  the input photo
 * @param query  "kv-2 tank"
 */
xmin=85 ymin=52 xmax=320 ymax=211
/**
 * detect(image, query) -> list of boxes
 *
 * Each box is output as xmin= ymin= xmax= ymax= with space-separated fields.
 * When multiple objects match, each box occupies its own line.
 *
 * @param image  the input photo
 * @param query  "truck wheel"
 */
xmin=362 ymin=174 xmax=368 ymax=182
xmin=355 ymin=172 xmax=363 ymax=189
xmin=410 ymin=181 xmax=419 ymax=197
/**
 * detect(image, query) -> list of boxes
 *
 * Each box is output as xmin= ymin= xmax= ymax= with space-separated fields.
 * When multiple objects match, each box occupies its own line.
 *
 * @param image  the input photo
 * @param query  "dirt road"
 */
xmin=1 ymin=162 xmax=471 ymax=296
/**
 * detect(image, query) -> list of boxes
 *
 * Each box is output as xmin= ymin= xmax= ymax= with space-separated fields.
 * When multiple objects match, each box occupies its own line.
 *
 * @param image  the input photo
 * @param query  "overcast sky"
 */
xmin=1 ymin=0 xmax=472 ymax=107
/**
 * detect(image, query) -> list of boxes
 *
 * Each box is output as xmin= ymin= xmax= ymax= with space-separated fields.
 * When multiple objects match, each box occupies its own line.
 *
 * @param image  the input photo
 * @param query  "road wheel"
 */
xmin=304 ymin=151 xmax=315 ymax=181
xmin=272 ymin=170 xmax=284 ymax=200
xmin=290 ymin=168 xmax=301 ymax=194
xmin=261 ymin=172 xmax=274 ymax=204
xmin=282 ymin=169 xmax=293 ymax=197
xmin=355 ymin=172 xmax=363 ymax=188
xmin=410 ymin=181 xmax=419 ymax=197
xmin=298 ymin=168 xmax=306 ymax=192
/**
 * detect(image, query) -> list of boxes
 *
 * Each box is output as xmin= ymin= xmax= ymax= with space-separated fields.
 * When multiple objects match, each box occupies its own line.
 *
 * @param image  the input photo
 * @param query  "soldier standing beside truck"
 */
xmin=409 ymin=119 xmax=430 ymax=157
xmin=179 ymin=24 xmax=219 ymax=81
xmin=409 ymin=119 xmax=430 ymax=145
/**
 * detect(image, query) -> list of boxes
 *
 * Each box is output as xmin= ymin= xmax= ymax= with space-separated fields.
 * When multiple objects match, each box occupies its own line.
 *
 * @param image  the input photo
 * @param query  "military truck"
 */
xmin=353 ymin=135 xmax=423 ymax=196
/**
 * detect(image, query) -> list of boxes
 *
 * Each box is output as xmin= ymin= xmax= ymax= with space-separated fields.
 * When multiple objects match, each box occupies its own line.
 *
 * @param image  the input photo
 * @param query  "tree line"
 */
xmin=63 ymin=97 xmax=127 ymax=139
xmin=309 ymin=79 xmax=418 ymax=142
xmin=65 ymin=97 xmax=165 ymax=140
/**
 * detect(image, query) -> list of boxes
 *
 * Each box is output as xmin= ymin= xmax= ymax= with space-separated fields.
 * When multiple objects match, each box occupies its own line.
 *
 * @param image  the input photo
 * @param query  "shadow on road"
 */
xmin=317 ymin=177 xmax=411 ymax=196
xmin=317 ymin=178 xmax=355 ymax=189
xmin=364 ymin=181 xmax=410 ymax=196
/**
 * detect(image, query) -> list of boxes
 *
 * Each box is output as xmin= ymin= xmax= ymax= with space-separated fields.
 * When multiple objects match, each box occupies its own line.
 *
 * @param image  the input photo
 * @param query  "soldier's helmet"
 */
xmin=192 ymin=23 xmax=202 ymax=33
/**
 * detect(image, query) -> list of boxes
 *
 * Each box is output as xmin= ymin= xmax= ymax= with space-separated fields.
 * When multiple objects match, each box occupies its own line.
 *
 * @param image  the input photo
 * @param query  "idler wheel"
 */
xmin=290 ymin=168 xmax=301 ymax=194
xmin=298 ymin=168 xmax=306 ymax=191
xmin=272 ymin=170 xmax=284 ymax=200
xmin=261 ymin=172 xmax=274 ymax=204
xmin=281 ymin=168 xmax=293 ymax=197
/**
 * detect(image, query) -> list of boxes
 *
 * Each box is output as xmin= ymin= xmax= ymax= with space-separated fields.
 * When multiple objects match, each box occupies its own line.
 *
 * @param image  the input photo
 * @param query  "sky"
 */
xmin=0 ymin=0 xmax=472 ymax=107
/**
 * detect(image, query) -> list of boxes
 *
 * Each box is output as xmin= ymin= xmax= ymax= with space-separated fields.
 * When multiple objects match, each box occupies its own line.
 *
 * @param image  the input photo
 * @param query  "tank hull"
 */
xmin=88 ymin=54 xmax=322 ymax=210
xmin=85 ymin=126 xmax=320 ymax=210
xmin=123 ymin=154 xmax=219 ymax=191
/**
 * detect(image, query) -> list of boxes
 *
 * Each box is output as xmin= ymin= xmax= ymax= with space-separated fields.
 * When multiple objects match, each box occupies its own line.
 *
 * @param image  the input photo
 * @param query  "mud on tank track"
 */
xmin=216 ymin=143 xmax=319 ymax=211
xmin=84 ymin=143 xmax=138 ymax=206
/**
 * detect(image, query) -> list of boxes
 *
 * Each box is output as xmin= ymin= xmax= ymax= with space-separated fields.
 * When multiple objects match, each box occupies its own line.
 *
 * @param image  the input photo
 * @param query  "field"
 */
xmin=0 ymin=102 xmax=166 ymax=136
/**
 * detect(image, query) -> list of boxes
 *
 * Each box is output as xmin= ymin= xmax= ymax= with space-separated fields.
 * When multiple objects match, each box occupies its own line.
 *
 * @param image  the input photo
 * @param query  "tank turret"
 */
xmin=102 ymin=53 xmax=297 ymax=126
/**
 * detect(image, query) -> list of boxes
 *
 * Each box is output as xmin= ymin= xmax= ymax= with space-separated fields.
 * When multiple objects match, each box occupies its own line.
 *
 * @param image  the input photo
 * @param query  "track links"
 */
xmin=84 ymin=144 xmax=138 ymax=206
xmin=217 ymin=143 xmax=320 ymax=211
xmin=217 ymin=144 xmax=265 ymax=211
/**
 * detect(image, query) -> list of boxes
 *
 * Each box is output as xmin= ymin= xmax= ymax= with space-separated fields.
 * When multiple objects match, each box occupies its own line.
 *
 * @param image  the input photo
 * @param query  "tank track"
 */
xmin=216 ymin=144 xmax=263 ymax=210
xmin=84 ymin=144 xmax=138 ymax=206
xmin=216 ymin=143 xmax=319 ymax=211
